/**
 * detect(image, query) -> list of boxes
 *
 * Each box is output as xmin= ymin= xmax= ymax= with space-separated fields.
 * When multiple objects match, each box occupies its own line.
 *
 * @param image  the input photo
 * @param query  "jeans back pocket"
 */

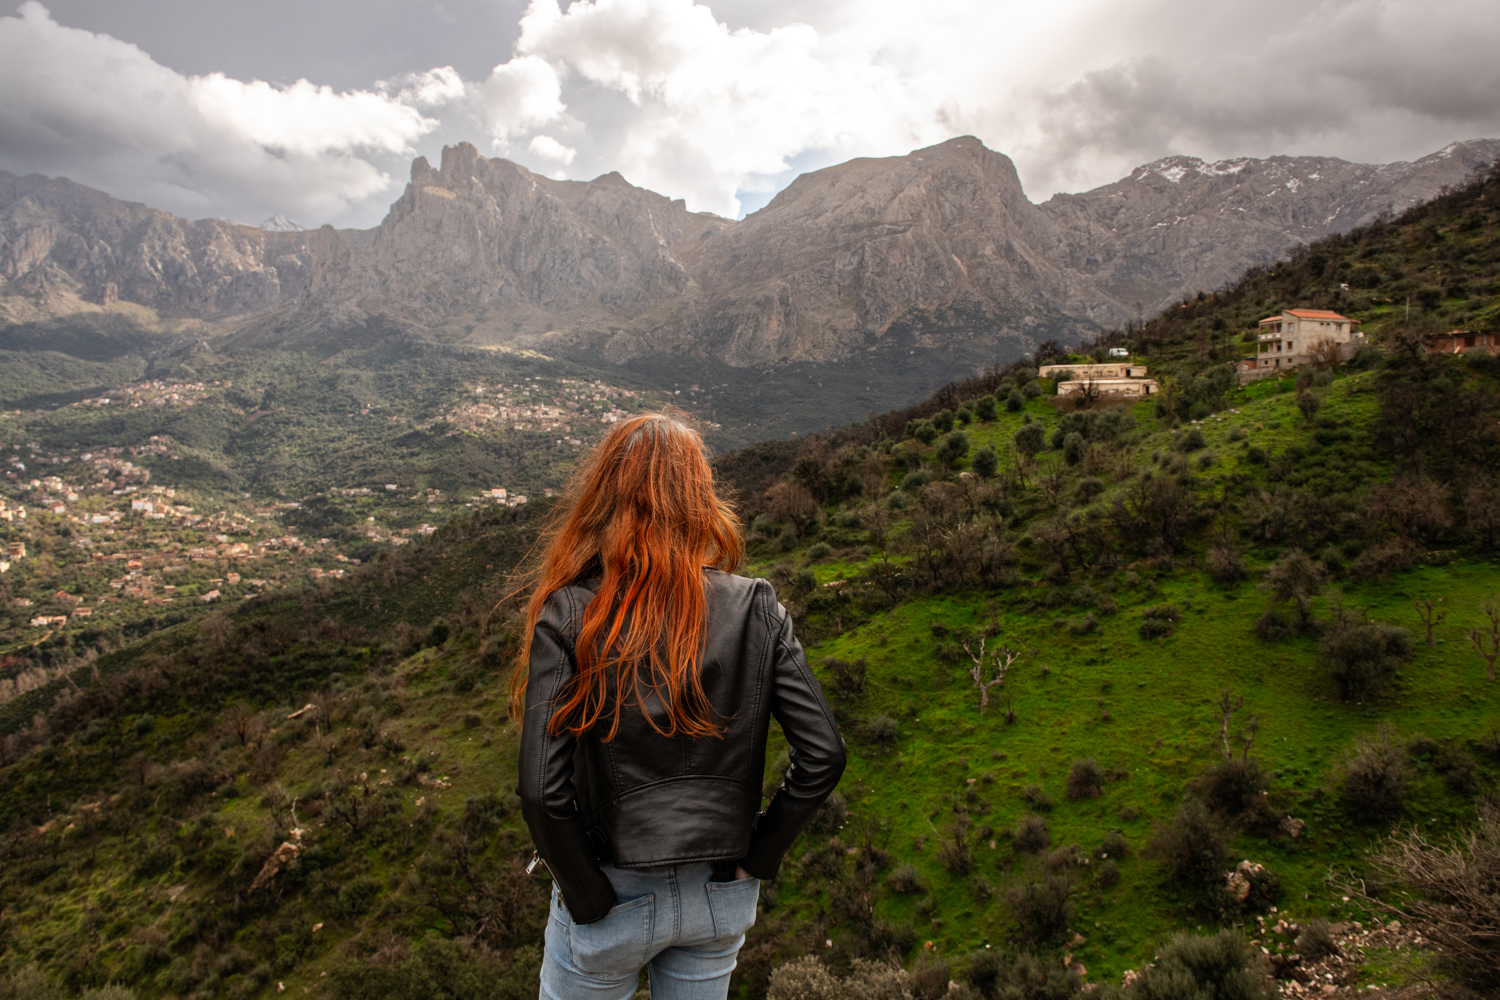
xmin=705 ymin=876 xmax=760 ymax=943
xmin=566 ymin=893 xmax=655 ymax=978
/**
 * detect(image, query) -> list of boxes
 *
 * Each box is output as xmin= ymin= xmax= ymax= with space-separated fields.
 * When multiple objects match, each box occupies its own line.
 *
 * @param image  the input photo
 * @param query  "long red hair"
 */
xmin=508 ymin=412 xmax=743 ymax=740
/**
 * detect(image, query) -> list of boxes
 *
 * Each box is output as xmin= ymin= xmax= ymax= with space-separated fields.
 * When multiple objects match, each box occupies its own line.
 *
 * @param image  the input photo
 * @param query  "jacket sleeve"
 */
xmin=515 ymin=612 xmax=617 ymax=924
xmin=738 ymin=594 xmax=847 ymax=880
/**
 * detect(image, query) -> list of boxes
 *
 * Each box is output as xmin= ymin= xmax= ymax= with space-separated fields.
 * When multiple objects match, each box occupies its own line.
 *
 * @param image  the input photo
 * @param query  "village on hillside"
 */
xmin=0 ymin=372 xmax=665 ymax=662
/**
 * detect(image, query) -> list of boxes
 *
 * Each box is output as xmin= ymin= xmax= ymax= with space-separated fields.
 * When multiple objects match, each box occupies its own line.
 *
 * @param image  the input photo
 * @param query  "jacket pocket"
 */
xmin=566 ymin=893 xmax=655 ymax=978
xmin=705 ymin=876 xmax=760 ymax=942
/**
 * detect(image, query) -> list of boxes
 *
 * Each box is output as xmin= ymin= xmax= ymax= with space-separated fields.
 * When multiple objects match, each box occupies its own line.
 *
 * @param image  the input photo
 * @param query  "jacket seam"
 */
xmin=749 ymin=581 xmax=775 ymax=794
xmin=601 ymin=773 xmax=747 ymax=805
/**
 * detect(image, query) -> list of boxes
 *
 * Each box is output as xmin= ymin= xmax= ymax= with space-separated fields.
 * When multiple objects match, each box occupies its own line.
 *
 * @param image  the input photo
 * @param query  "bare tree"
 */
xmin=1075 ymin=377 xmax=1102 ymax=409
xmin=221 ymin=703 xmax=254 ymax=746
xmin=1262 ymin=550 xmax=1327 ymax=629
xmin=1037 ymin=455 xmax=1067 ymax=506
xmin=1307 ymin=338 xmax=1345 ymax=370
xmin=763 ymin=481 xmax=820 ymax=535
xmin=1214 ymin=688 xmax=1258 ymax=762
xmin=1415 ymin=597 xmax=1447 ymax=645
xmin=1471 ymin=599 xmax=1500 ymax=683
xmin=960 ymin=633 xmax=1020 ymax=711
xmin=1340 ymin=801 xmax=1500 ymax=994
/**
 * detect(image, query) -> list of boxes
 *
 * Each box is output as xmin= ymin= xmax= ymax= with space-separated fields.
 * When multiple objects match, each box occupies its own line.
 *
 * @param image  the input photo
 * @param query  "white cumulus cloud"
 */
xmin=477 ymin=0 xmax=954 ymax=217
xmin=528 ymin=134 xmax=577 ymax=163
xmin=0 ymin=2 xmax=444 ymax=223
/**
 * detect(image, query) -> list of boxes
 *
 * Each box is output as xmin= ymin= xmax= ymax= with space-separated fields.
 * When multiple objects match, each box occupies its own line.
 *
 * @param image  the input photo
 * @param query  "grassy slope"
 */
xmin=742 ymin=376 xmax=1499 ymax=982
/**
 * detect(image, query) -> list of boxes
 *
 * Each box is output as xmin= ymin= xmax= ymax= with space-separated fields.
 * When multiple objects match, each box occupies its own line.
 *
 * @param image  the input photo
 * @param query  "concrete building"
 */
xmin=1425 ymin=330 xmax=1498 ymax=354
xmin=1055 ymin=377 xmax=1159 ymax=397
xmin=1038 ymin=362 xmax=1158 ymax=397
xmin=1241 ymin=309 xmax=1364 ymax=381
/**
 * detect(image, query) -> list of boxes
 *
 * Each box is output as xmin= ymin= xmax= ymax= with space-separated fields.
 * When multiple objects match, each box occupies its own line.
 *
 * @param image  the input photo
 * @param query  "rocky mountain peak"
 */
xmin=3 ymin=137 xmax=1496 ymax=371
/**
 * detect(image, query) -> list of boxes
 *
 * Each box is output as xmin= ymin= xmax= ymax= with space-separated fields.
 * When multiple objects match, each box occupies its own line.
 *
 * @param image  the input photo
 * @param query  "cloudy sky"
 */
xmin=2 ymin=0 xmax=1497 ymax=228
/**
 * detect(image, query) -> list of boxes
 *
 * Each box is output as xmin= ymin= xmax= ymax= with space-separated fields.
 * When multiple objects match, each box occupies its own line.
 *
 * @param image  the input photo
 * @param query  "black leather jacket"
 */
xmin=517 ymin=569 xmax=846 ymax=923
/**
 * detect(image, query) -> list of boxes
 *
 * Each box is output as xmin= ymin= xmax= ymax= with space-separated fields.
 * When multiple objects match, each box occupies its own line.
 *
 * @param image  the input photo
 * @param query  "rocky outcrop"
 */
xmin=3 ymin=137 xmax=1496 ymax=365
xmin=0 ymin=172 xmax=314 ymax=316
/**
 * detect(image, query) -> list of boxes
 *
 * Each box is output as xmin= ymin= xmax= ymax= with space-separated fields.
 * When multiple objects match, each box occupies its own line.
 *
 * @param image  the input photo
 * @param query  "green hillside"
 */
xmin=0 ymin=165 xmax=1498 ymax=1000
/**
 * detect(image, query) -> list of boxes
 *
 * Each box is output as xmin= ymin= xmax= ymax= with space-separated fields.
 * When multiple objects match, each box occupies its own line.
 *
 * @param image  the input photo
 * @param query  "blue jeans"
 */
xmin=540 ymin=863 xmax=761 ymax=1000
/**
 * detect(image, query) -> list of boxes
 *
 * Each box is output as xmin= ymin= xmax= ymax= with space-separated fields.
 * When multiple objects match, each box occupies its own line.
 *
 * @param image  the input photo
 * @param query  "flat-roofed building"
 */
xmin=1056 ymin=377 xmax=1159 ymax=397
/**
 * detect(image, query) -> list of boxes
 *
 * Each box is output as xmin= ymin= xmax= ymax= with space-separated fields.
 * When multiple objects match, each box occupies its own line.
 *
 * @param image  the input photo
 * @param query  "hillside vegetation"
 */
xmin=1 ymin=166 xmax=1499 ymax=1000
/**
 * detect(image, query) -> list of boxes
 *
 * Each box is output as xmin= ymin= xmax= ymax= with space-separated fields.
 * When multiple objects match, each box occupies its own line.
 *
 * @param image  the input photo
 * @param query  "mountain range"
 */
xmin=2 ymin=136 xmax=1495 ymax=376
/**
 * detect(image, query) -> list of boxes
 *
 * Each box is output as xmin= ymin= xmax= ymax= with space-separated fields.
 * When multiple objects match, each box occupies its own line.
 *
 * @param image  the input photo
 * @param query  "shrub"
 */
xmin=907 ymin=419 xmax=939 ymax=444
xmin=1138 ymin=618 xmax=1174 ymax=639
xmin=1319 ymin=544 xmax=1345 ymax=577
xmin=1005 ymin=388 xmax=1026 ymax=412
xmin=1320 ymin=615 xmax=1412 ymax=700
xmin=1008 ymin=877 xmax=1074 ymax=944
xmin=974 ymin=395 xmax=999 ymax=421
xmin=937 ymin=832 xmax=973 ymax=876
xmin=1176 ymin=428 xmax=1207 ymax=452
xmin=1143 ymin=603 xmax=1181 ymax=621
xmin=1023 ymin=381 xmax=1041 ymax=399
xmin=82 ymin=988 xmax=137 ymax=1000
xmin=865 ymin=714 xmax=899 ymax=744
xmin=1196 ymin=758 xmax=1270 ymax=818
xmin=810 ymin=792 xmax=849 ymax=835
xmin=1063 ymin=432 xmax=1086 ymax=466
xmin=902 ymin=468 xmax=932 ymax=491
xmin=1252 ymin=609 xmax=1292 ymax=642
xmin=968 ymin=953 xmax=1080 ymax=1000
xmin=0 ymin=966 xmax=63 ymax=1000
xmin=1245 ymin=444 xmax=1267 ymax=464
xmin=1076 ymin=477 xmax=1104 ymax=502
xmin=870 ymin=921 xmax=919 ymax=957
xmin=1015 ymin=815 xmax=1050 ymax=854
xmin=1097 ymin=860 xmax=1121 ymax=888
xmin=936 ymin=431 xmax=970 ymax=467
xmin=1100 ymin=829 xmax=1129 ymax=858
xmin=1014 ymin=422 xmax=1047 ymax=457
xmin=338 ymin=875 xmax=381 ymax=916
xmin=1023 ymin=785 xmax=1055 ymax=811
xmin=825 ymin=656 xmax=867 ymax=698
xmin=971 ymin=446 xmax=999 ymax=479
xmin=805 ymin=541 xmax=834 ymax=562
xmin=887 ymin=863 xmax=927 ymax=894
xmin=1342 ymin=727 xmax=1408 ymax=822
xmin=933 ymin=409 xmax=956 ymax=433
xmin=1147 ymin=800 xmax=1231 ymax=899
xmin=1066 ymin=759 xmax=1105 ymax=800
xmin=1108 ymin=930 xmax=1274 ymax=1000
xmin=1046 ymin=843 xmax=1086 ymax=871
xmin=1209 ymin=534 xmax=1247 ymax=584
xmin=1067 ymin=613 xmax=1098 ymax=636
xmin=1348 ymin=539 xmax=1417 ymax=581
xmin=328 ymin=937 xmax=541 ymax=1000
xmin=1295 ymin=919 xmax=1339 ymax=961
